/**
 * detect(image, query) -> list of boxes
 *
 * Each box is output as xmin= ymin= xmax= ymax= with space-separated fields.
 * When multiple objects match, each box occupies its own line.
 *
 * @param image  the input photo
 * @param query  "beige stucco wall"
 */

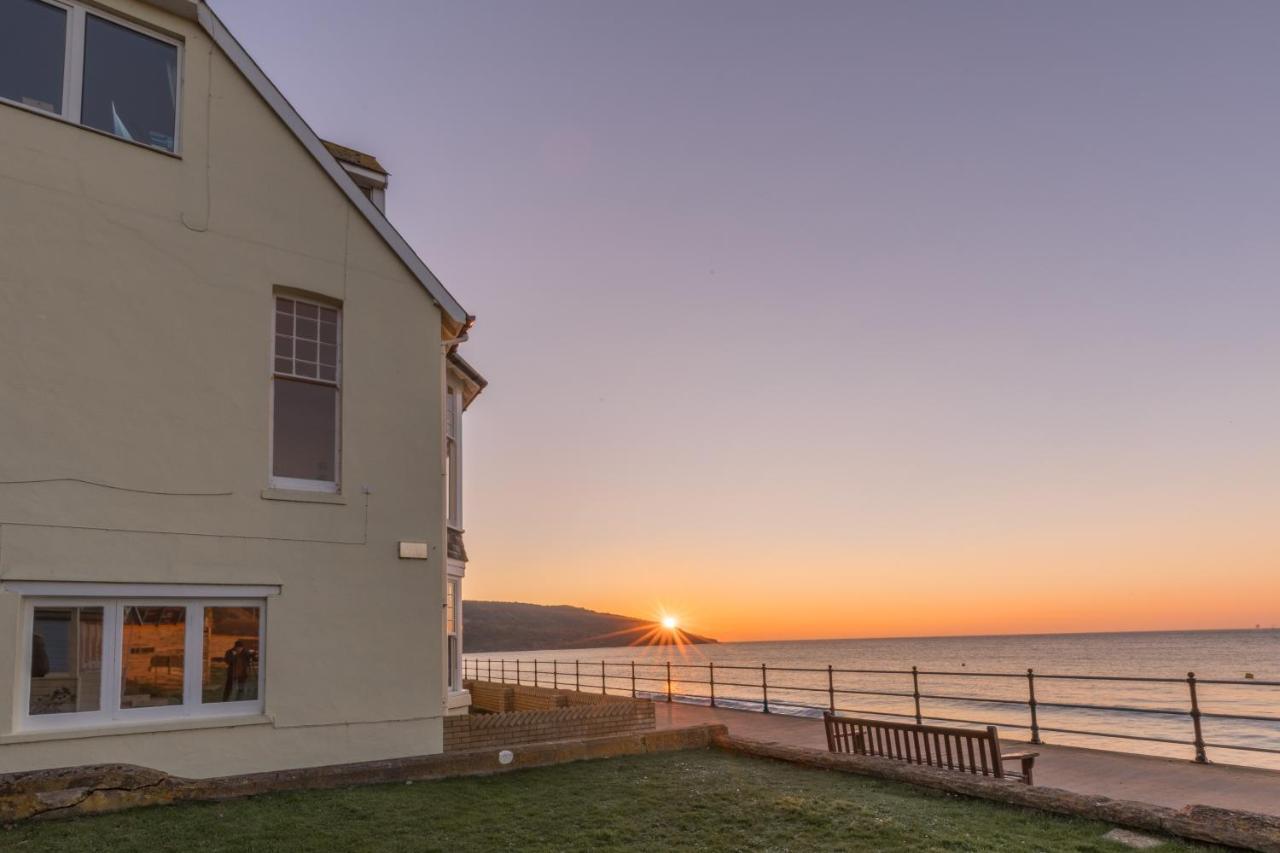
xmin=0 ymin=0 xmax=453 ymax=777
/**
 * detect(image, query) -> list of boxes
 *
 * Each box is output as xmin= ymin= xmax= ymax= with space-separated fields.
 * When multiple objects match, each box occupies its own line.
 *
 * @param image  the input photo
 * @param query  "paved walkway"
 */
xmin=654 ymin=702 xmax=1280 ymax=817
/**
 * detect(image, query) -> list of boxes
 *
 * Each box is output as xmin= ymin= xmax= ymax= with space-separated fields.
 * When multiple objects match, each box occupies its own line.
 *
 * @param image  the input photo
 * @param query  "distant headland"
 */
xmin=462 ymin=601 xmax=719 ymax=653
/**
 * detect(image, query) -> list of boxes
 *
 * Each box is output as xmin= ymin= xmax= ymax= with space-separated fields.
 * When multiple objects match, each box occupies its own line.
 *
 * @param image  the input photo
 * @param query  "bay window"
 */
xmin=445 ymin=386 xmax=461 ymax=527
xmin=446 ymin=578 xmax=461 ymax=691
xmin=22 ymin=596 xmax=264 ymax=730
xmin=0 ymin=0 xmax=181 ymax=153
xmin=272 ymin=295 xmax=341 ymax=491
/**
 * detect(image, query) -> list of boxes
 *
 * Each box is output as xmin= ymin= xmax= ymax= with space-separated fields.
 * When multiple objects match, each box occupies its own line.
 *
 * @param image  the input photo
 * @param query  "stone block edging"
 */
xmin=0 ymin=724 xmax=725 ymax=824
xmin=713 ymin=733 xmax=1280 ymax=853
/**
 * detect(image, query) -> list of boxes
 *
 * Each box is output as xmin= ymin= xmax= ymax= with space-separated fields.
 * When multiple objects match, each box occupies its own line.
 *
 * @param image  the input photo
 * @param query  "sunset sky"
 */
xmin=218 ymin=0 xmax=1280 ymax=641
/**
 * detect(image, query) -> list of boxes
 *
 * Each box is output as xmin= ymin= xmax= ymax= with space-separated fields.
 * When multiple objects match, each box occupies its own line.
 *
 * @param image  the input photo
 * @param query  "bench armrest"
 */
xmin=1000 ymin=752 xmax=1038 ymax=785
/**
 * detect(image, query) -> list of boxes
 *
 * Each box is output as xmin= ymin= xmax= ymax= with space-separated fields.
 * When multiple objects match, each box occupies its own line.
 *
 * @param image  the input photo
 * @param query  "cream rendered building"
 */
xmin=0 ymin=0 xmax=484 ymax=777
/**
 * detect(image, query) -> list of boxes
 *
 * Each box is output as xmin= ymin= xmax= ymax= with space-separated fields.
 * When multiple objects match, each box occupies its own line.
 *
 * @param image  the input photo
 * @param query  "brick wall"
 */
xmin=446 ymin=682 xmax=656 ymax=752
xmin=467 ymin=681 xmax=515 ymax=713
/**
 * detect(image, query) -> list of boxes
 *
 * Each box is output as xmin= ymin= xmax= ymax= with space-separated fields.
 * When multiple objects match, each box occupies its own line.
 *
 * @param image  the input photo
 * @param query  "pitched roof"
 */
xmin=144 ymin=0 xmax=470 ymax=330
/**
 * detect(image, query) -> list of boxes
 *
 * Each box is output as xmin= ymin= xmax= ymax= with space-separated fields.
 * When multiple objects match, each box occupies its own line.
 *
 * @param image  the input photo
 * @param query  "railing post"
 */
xmin=553 ymin=660 xmax=558 ymax=690
xmin=666 ymin=661 xmax=673 ymax=702
xmin=534 ymin=659 xmax=539 ymax=687
xmin=761 ymin=663 xmax=770 ymax=714
xmin=601 ymin=661 xmax=607 ymax=695
xmin=1188 ymin=672 xmax=1208 ymax=763
xmin=911 ymin=665 xmax=923 ymax=725
xmin=500 ymin=659 xmax=505 ymax=683
xmin=709 ymin=662 xmax=717 ymax=708
xmin=631 ymin=661 xmax=637 ymax=698
xmin=1027 ymin=668 xmax=1042 ymax=744
xmin=516 ymin=659 xmax=521 ymax=686
xmin=575 ymin=659 xmax=580 ymax=692
xmin=827 ymin=665 xmax=835 ymax=712
xmin=487 ymin=658 xmax=492 ymax=681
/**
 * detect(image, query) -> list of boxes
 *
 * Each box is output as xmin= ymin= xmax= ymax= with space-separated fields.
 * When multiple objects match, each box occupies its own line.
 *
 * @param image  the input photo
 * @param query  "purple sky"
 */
xmin=216 ymin=0 xmax=1280 ymax=638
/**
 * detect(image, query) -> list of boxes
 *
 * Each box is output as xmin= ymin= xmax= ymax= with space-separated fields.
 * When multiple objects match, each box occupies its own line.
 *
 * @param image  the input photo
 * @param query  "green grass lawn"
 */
xmin=1 ymin=749 xmax=1219 ymax=852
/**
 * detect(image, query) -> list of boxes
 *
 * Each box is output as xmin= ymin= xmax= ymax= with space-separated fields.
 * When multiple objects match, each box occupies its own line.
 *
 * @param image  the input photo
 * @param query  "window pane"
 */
xmin=202 ymin=607 xmax=260 ymax=703
xmin=446 ymin=438 xmax=458 ymax=523
xmin=81 ymin=14 xmax=178 ymax=152
xmin=0 ymin=0 xmax=67 ymax=114
xmin=120 ymin=605 xmax=185 ymax=708
xmin=273 ymin=378 xmax=338 ymax=482
xmin=29 ymin=607 xmax=103 ymax=715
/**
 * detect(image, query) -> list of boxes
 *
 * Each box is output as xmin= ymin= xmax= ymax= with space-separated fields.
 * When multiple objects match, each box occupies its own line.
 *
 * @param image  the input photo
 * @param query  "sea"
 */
xmin=466 ymin=629 xmax=1280 ymax=769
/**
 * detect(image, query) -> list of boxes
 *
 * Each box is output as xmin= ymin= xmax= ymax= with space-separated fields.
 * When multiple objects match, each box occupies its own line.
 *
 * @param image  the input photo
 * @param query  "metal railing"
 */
xmin=463 ymin=657 xmax=1280 ymax=765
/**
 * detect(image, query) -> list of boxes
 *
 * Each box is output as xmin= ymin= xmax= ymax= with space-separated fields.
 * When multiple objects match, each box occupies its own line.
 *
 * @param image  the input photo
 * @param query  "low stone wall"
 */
xmin=445 ymin=685 xmax=655 ymax=753
xmin=715 ymin=733 xmax=1280 ymax=853
xmin=0 ymin=725 xmax=723 ymax=824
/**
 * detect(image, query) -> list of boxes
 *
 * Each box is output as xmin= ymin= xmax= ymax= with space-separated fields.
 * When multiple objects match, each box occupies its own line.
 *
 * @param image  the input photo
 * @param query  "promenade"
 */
xmin=654 ymin=702 xmax=1280 ymax=817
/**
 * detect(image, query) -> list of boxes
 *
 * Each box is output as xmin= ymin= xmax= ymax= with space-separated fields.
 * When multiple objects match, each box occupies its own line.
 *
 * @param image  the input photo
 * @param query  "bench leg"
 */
xmin=1020 ymin=755 xmax=1035 ymax=786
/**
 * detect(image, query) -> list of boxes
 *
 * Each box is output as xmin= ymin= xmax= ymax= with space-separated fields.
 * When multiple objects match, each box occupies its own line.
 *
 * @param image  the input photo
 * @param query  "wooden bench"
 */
xmin=823 ymin=712 xmax=1038 ymax=785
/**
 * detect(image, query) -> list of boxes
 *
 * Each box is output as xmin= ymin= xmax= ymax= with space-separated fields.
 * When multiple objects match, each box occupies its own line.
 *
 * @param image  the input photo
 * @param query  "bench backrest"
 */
xmin=824 ymin=713 xmax=1007 ymax=778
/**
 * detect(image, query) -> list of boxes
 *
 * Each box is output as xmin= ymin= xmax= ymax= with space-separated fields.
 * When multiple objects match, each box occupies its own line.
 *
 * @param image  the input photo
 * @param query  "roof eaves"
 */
xmin=191 ymin=2 xmax=470 ymax=327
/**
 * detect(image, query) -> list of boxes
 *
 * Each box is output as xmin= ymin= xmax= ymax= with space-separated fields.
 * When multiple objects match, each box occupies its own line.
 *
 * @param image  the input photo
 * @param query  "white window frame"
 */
xmin=445 ymin=385 xmax=462 ymax=528
xmin=18 ymin=594 xmax=266 ymax=733
xmin=0 ymin=0 xmax=183 ymax=154
xmin=269 ymin=294 xmax=342 ymax=493
xmin=446 ymin=576 xmax=462 ymax=693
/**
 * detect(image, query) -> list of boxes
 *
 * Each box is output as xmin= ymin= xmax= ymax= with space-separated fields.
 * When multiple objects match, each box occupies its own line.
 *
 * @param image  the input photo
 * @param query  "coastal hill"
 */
xmin=462 ymin=601 xmax=718 ymax=653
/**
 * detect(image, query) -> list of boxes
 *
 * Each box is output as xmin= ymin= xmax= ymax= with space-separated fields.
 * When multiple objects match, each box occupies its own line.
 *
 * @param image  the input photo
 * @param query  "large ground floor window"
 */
xmin=23 ymin=597 xmax=264 ymax=731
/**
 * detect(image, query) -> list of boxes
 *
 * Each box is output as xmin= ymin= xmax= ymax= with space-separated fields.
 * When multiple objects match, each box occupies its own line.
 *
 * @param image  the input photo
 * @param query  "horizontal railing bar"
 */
xmin=1034 ymin=700 xmax=1191 ymax=717
xmin=1036 ymin=725 xmax=1193 ymax=746
xmin=1192 ymin=678 xmax=1280 ymax=687
xmin=1198 ymin=710 xmax=1280 ymax=724
xmin=476 ymin=659 xmax=1280 ymax=689
xmin=835 ymin=687 xmax=917 ymax=699
xmin=834 ymin=707 xmax=919 ymax=720
xmin=1199 ymin=740 xmax=1280 ymax=755
xmin=916 ymin=692 xmax=1029 ymax=706
xmin=916 ymin=714 xmax=1032 ymax=730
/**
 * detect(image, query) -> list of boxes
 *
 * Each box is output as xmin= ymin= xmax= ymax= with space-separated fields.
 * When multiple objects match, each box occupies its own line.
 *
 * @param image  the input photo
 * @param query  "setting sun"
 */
xmin=661 ymin=615 xmax=679 ymax=630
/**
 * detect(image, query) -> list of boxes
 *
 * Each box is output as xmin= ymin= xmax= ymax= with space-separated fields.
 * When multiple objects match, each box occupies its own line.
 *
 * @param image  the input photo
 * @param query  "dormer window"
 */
xmin=0 ymin=0 xmax=180 ymax=153
xmin=322 ymin=140 xmax=390 ymax=214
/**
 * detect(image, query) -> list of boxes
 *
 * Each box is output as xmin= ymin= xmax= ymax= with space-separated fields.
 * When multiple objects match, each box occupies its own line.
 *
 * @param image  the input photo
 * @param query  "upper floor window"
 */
xmin=0 ymin=0 xmax=180 ymax=153
xmin=272 ymin=296 xmax=341 ymax=492
xmin=445 ymin=386 xmax=461 ymax=527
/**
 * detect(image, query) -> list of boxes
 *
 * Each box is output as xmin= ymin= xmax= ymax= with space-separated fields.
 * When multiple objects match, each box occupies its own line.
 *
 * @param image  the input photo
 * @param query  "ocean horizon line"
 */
xmin=705 ymin=625 xmax=1280 ymax=647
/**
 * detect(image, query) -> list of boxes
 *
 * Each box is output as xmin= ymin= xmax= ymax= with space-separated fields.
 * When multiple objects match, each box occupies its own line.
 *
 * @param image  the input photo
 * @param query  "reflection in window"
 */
xmin=81 ymin=14 xmax=178 ymax=152
xmin=29 ymin=607 xmax=103 ymax=715
xmin=120 ymin=606 xmax=185 ymax=708
xmin=202 ymin=607 xmax=260 ymax=703
xmin=0 ymin=0 xmax=67 ymax=115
